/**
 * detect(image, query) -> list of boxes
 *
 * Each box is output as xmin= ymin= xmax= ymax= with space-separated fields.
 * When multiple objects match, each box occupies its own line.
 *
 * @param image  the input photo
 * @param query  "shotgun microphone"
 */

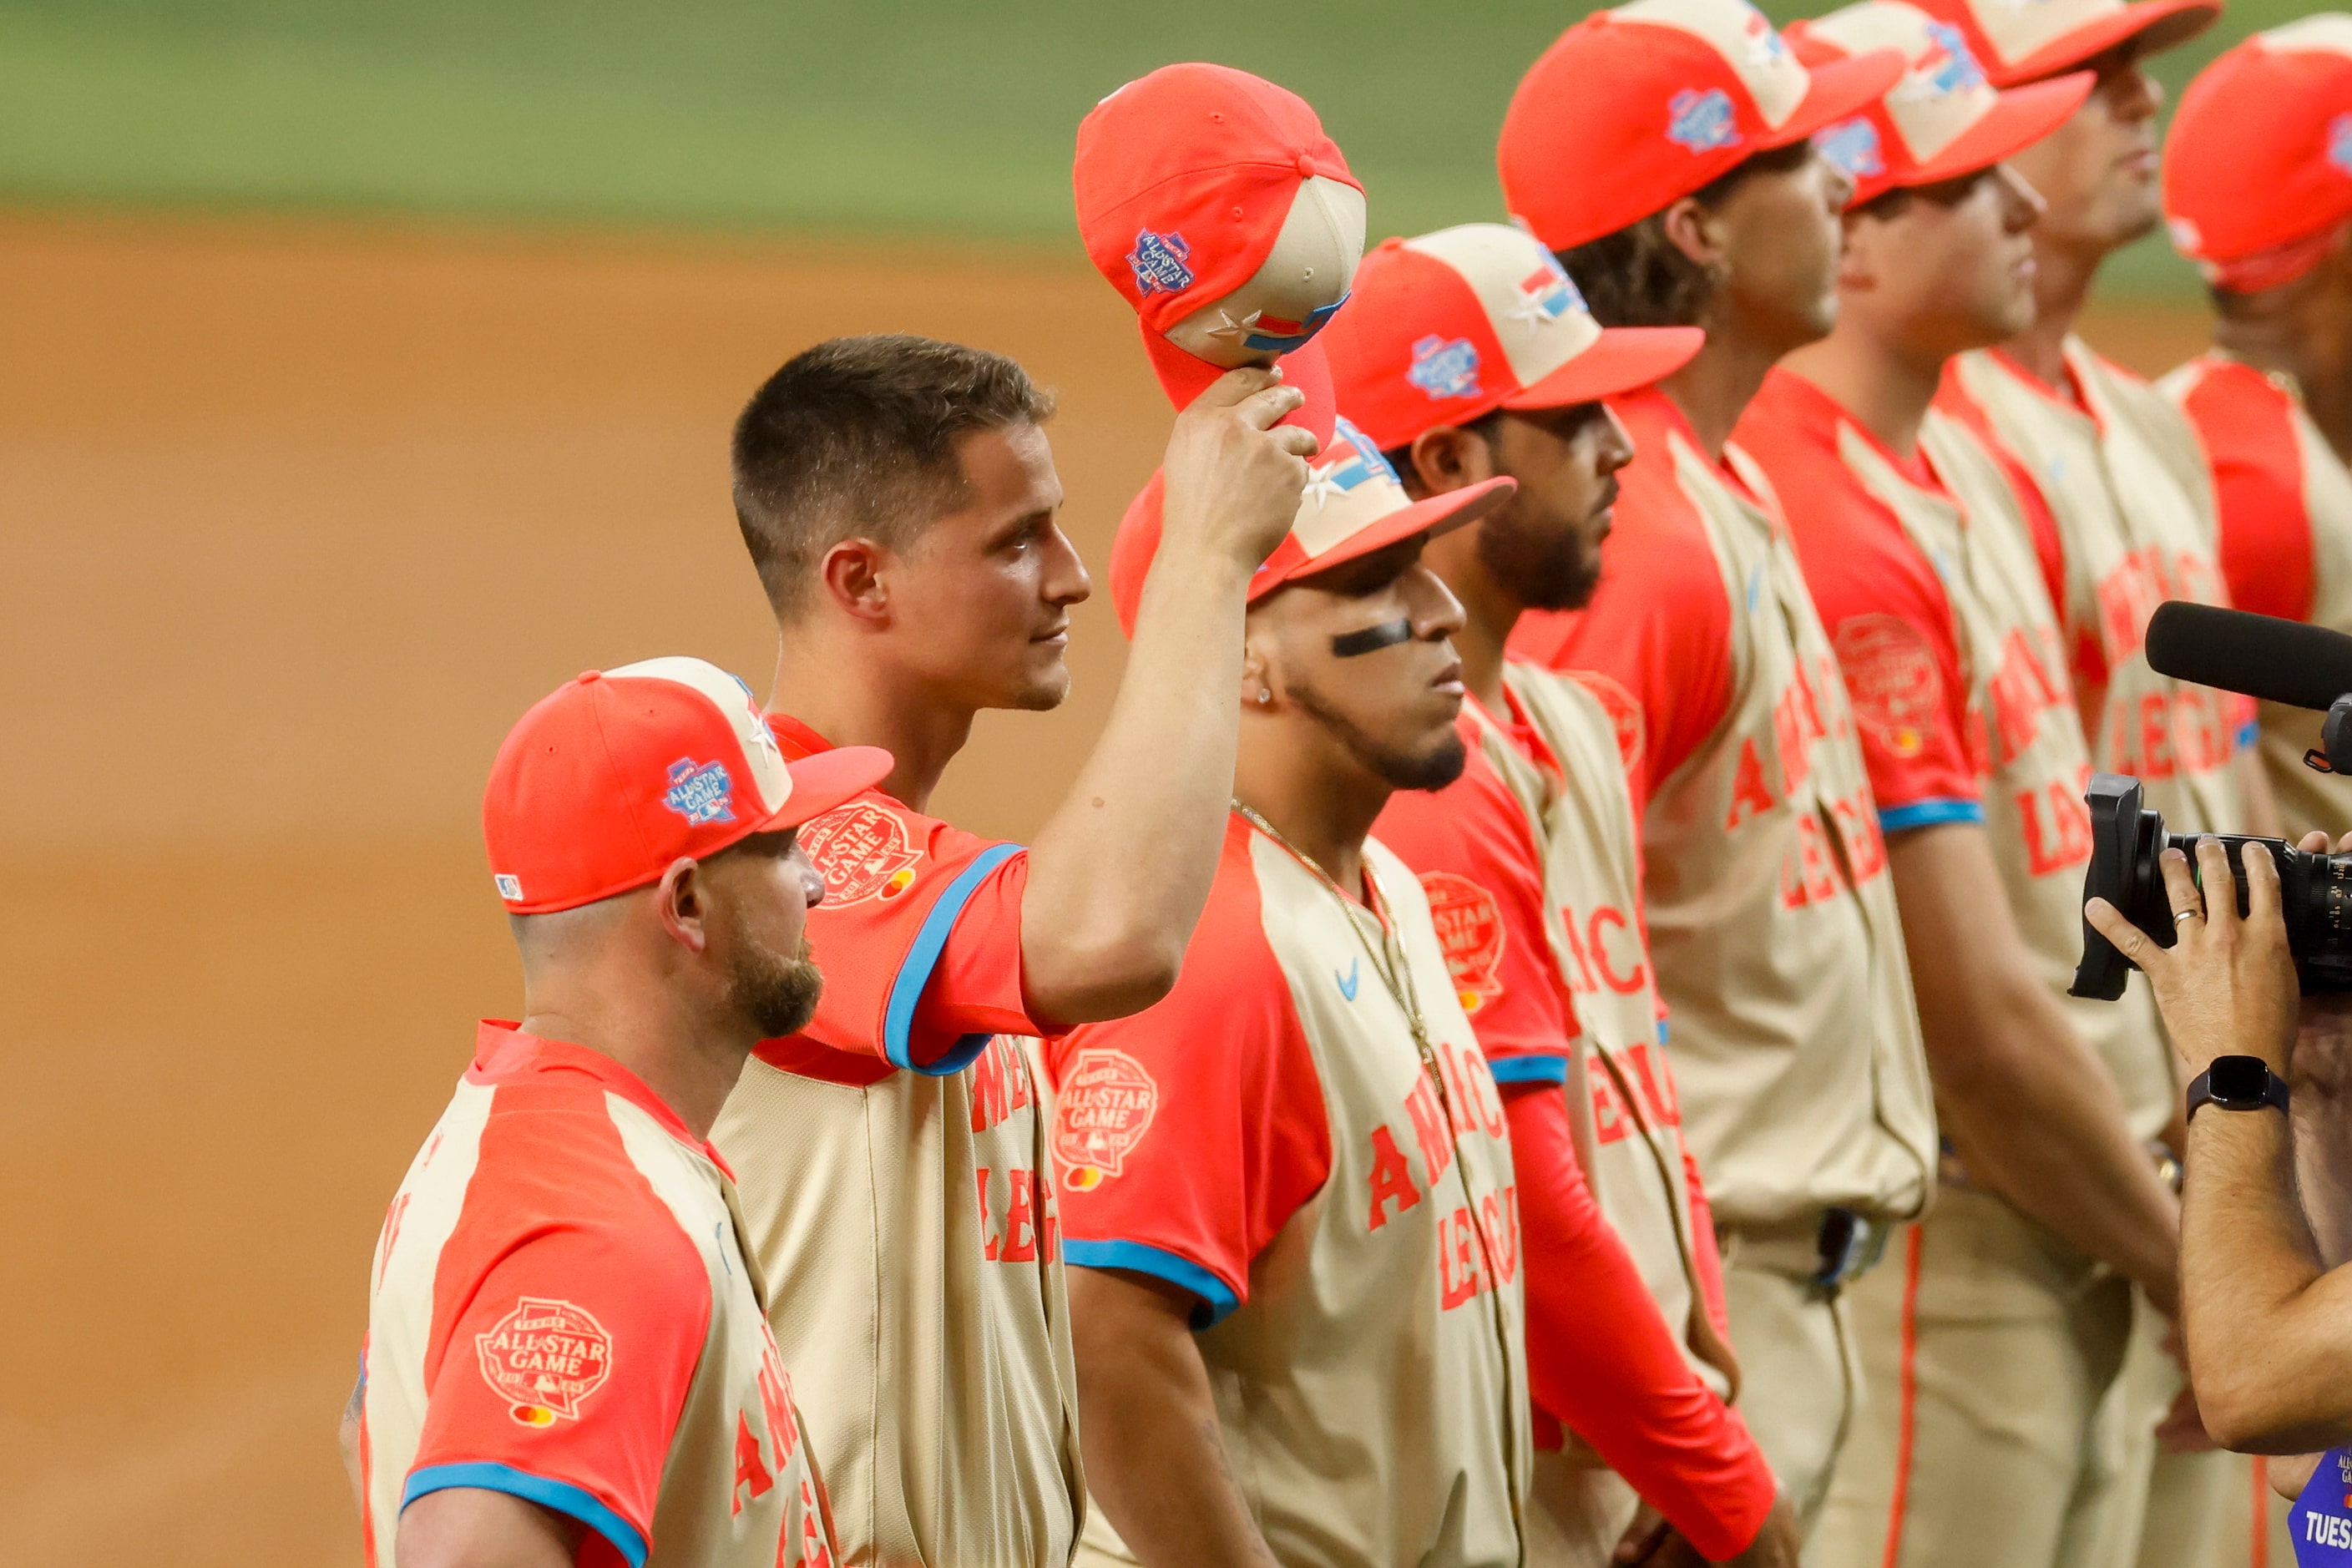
xmin=2144 ymin=601 xmax=2352 ymax=713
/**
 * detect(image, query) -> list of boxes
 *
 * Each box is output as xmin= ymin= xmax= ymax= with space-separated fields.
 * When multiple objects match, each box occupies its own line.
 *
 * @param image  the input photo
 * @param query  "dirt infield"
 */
xmin=0 ymin=207 xmax=2213 ymax=1566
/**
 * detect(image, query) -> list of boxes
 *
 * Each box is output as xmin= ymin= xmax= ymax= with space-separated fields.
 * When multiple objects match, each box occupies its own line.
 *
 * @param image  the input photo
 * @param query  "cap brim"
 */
xmin=1253 ymin=476 xmax=1518 ymax=600
xmin=1993 ymin=0 xmax=2218 ymax=85
xmin=765 ymin=744 xmax=893 ymax=830
xmin=1905 ymin=73 xmax=2097 ymax=187
xmin=1763 ymin=47 xmax=1909 ymax=149
xmin=1503 ymin=326 xmax=1705 ymax=412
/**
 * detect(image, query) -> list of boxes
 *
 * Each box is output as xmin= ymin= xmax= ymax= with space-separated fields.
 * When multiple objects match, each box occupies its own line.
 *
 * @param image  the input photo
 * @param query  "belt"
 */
xmin=1723 ymin=1208 xmax=1893 ymax=1293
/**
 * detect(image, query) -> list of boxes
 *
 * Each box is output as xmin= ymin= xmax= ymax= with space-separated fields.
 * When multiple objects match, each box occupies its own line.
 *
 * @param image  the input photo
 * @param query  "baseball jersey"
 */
xmin=1741 ymin=368 xmax=2175 ymax=1143
xmin=710 ymin=716 xmax=1081 ymax=1568
xmin=1048 ymin=816 xmax=1530 ymax=1568
xmin=1511 ymin=386 xmax=1937 ymax=1231
xmin=1941 ymin=344 xmax=2248 ymax=837
xmin=1372 ymin=695 xmax=1773 ymax=1561
xmin=361 ymin=1024 xmax=832 ymax=1568
xmin=2164 ymin=353 xmax=2352 ymax=837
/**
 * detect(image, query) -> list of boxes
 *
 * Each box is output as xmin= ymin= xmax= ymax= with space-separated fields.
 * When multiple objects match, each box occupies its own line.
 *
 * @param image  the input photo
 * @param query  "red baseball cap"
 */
xmin=1075 ymin=63 xmax=1365 ymax=421
xmin=2165 ymin=17 xmax=2352 ymax=293
xmin=1499 ymin=0 xmax=1908 ymax=252
xmin=1107 ymin=416 xmax=1515 ymax=635
xmin=483 ymin=657 xmax=891 ymax=915
xmin=1906 ymin=0 xmax=2217 ymax=87
xmin=1790 ymin=3 xmax=2095 ymax=205
xmin=1322 ymin=223 xmax=1705 ymax=453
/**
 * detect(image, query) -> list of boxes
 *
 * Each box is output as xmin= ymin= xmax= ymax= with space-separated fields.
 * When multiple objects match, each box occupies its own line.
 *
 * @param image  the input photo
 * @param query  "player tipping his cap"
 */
xmin=355 ymin=658 xmax=888 ymax=1568
xmin=1727 ymin=12 xmax=2183 ymax=1562
xmin=1498 ymin=0 xmax=1934 ymax=1529
xmin=1324 ymin=222 xmax=1801 ymax=1568
xmin=2162 ymin=18 xmax=2352 ymax=841
xmin=706 ymin=63 xmax=1333 ymax=1568
xmin=1050 ymin=416 xmax=1529 ymax=1568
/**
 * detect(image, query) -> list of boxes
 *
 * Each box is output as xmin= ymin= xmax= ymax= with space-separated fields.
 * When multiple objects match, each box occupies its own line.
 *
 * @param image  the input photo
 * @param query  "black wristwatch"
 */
xmin=2186 ymin=1055 xmax=2291 ymax=1121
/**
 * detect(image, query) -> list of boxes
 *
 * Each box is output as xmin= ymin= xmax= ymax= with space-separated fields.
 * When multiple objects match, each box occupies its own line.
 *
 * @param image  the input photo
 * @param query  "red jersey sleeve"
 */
xmin=1743 ymin=373 xmax=1981 ymax=832
xmin=1505 ymin=1082 xmax=1778 ymax=1559
xmin=1372 ymin=718 xmax=1578 ymax=1084
xmin=1509 ymin=392 xmax=1735 ymax=812
xmin=405 ymin=1095 xmax=712 ymax=1567
xmin=2175 ymin=359 xmax=2315 ymax=625
xmin=1047 ymin=820 xmax=1332 ymax=1324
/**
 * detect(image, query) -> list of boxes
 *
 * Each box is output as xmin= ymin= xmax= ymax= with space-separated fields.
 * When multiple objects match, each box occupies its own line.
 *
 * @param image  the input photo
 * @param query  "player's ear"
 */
xmin=655 ymin=856 xmax=713 ymax=954
xmin=1240 ymin=623 xmax=1279 ymax=714
xmin=1404 ymin=427 xmax=1490 ymax=498
xmin=1659 ymin=195 xmax=1727 ymax=274
xmin=817 ymin=538 xmax=895 ymax=628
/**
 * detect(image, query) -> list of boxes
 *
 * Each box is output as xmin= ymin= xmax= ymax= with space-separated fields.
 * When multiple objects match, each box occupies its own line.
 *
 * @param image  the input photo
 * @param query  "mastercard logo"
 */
xmin=879 ymin=867 xmax=917 ymax=899
xmin=1459 ymin=989 xmax=1484 ymax=1014
xmin=509 ymin=1404 xmax=558 ymax=1429
xmin=1065 ymin=1166 xmax=1105 ymax=1191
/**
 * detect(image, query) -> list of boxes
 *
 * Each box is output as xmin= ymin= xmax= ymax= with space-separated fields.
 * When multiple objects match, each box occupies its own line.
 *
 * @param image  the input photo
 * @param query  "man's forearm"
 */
xmin=1069 ymin=1267 xmax=1277 ymax=1568
xmin=1021 ymin=550 xmax=1256 ymax=1024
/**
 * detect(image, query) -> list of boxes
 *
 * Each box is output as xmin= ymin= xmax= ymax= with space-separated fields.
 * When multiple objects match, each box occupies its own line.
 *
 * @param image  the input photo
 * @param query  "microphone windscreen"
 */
xmin=2145 ymin=601 xmax=2352 ymax=711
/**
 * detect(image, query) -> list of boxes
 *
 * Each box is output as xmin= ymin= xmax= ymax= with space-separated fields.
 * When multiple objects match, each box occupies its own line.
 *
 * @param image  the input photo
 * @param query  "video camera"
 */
xmin=2071 ymin=603 xmax=2352 ymax=1000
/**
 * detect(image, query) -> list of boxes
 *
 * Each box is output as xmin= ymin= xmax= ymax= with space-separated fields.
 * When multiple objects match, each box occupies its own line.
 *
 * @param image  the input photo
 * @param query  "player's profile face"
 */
xmin=1478 ymin=404 xmax=1634 ymax=614
xmin=885 ymin=422 xmax=1087 ymax=713
xmin=1252 ymin=538 xmax=1468 ymax=792
xmin=1710 ymin=145 xmax=1854 ymax=350
xmin=1848 ymin=165 xmax=2045 ymax=354
xmin=704 ymin=830 xmax=827 ymax=1039
xmin=2003 ymin=44 xmax=2164 ymax=259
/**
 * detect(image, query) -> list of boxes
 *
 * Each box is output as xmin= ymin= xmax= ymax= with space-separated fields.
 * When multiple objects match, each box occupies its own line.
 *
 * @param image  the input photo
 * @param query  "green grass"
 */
xmin=0 ymin=0 xmax=2314 ymax=291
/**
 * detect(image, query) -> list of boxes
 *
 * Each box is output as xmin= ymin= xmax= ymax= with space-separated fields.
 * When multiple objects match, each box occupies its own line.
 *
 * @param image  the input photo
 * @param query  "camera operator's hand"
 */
xmin=2084 ymin=837 xmax=2297 ymax=1080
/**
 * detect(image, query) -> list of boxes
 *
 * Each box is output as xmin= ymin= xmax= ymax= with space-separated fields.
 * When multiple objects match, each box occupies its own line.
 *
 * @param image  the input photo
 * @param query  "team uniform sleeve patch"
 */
xmin=1048 ymin=829 xmax=1332 ymax=1326
xmin=792 ymin=797 xmax=1044 ymax=1072
xmin=405 ymin=1104 xmax=714 ymax=1567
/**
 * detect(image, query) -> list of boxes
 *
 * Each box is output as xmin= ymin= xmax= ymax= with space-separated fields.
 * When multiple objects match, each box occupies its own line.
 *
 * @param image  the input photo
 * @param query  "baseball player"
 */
xmin=707 ymin=324 xmax=1312 ymax=1562
xmin=2162 ymin=18 xmax=2352 ymax=843
xmin=1728 ymin=10 xmax=2185 ymax=1561
xmin=357 ymin=657 xmax=889 ymax=1568
xmin=1048 ymin=412 xmax=1527 ymax=1568
xmin=1495 ymin=0 xmax=1936 ymax=1527
xmin=1322 ymin=223 xmax=1803 ymax=1567
xmin=1904 ymin=0 xmax=2287 ymax=1557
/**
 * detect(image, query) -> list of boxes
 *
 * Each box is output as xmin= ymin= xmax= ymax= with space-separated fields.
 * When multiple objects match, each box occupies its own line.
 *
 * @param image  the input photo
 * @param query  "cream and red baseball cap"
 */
xmin=2165 ymin=15 xmax=2352 ymax=293
xmin=483 ymin=656 xmax=891 ymax=914
xmin=1789 ymin=3 xmax=2095 ymax=205
xmin=1075 ymin=63 xmax=1365 ymax=426
xmin=1321 ymin=224 xmax=1705 ymax=454
xmin=1106 ymin=416 xmax=1515 ymax=635
xmin=1499 ymin=0 xmax=1907 ymax=252
xmin=1907 ymin=0 xmax=2217 ymax=87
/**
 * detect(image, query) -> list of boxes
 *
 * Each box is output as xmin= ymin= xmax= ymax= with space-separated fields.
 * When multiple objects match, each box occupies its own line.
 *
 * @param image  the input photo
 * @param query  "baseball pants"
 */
xmin=1807 ymin=1182 xmax=2138 ymax=1568
xmin=1717 ymin=1227 xmax=1863 ymax=1535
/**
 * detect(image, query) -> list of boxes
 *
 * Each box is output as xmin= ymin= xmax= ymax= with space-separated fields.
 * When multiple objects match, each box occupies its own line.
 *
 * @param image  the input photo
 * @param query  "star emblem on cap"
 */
xmin=1302 ymin=461 xmax=1345 ymax=511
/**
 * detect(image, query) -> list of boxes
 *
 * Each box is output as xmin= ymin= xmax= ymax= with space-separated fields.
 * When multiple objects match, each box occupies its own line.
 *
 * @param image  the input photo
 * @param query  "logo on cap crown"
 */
xmin=1302 ymin=417 xmax=1400 ymax=510
xmin=663 ymin=757 xmax=736 ymax=827
xmin=1916 ymin=22 xmax=1988 ymax=96
xmin=1817 ymin=117 xmax=1887 ymax=180
xmin=1667 ymin=87 xmax=1744 ymax=153
xmin=1128 ymin=230 xmax=1196 ymax=297
xmin=1407 ymin=336 xmax=1484 ymax=401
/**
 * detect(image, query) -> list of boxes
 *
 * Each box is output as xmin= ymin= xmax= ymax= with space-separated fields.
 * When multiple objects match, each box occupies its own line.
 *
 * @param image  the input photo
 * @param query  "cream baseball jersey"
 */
xmin=1511 ymin=386 xmax=1937 ymax=1228
xmin=2165 ymin=354 xmax=2352 ymax=838
xmin=1743 ymin=367 xmax=2174 ymax=1141
xmin=1049 ymin=817 xmax=1530 ymax=1568
xmin=710 ymin=717 xmax=1081 ymax=1568
xmin=361 ymin=1025 xmax=833 ymax=1568
xmin=1942 ymin=344 xmax=2249 ymax=836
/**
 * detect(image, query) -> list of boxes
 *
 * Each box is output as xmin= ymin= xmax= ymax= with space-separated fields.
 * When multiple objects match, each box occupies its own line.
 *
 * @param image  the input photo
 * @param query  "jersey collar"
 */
xmin=468 ymin=1021 xmax=734 ymax=1176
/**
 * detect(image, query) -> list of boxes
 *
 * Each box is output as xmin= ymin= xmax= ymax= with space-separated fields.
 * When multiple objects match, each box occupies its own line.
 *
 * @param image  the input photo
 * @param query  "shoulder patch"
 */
xmin=1834 ymin=613 xmax=1944 ymax=760
xmin=1567 ymin=669 xmax=1646 ymax=776
xmin=799 ymin=800 xmax=922 ymax=906
xmin=475 ymin=1297 xmax=614 ymax=1427
xmin=1051 ymin=1048 xmax=1161 ymax=1190
xmin=1417 ymin=872 xmax=1508 ymax=1014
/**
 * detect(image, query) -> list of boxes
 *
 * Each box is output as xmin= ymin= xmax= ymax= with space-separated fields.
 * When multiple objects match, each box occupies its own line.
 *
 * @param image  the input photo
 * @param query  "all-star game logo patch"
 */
xmin=1568 ymin=669 xmax=1647 ymax=776
xmin=1419 ymin=872 xmax=1507 ymax=1014
xmin=798 ymin=801 xmax=922 ymax=906
xmin=1834 ymin=614 xmax=1944 ymax=760
xmin=475 ymin=1297 xmax=614 ymax=1428
xmin=1127 ymin=229 xmax=1195 ymax=298
xmin=662 ymin=757 xmax=736 ymax=827
xmin=1050 ymin=1048 xmax=1161 ymax=1190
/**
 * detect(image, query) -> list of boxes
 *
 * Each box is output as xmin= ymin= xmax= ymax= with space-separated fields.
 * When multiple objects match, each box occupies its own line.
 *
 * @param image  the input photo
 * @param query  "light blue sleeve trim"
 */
xmin=403 ymin=1463 xmax=647 ymax=1568
xmin=1487 ymin=1053 xmax=1571 ymax=1086
xmin=1065 ymin=1238 xmax=1242 ymax=1329
xmin=1657 ymin=1018 xmax=1671 ymax=1047
xmin=2238 ymin=717 xmax=2262 ymax=751
xmin=882 ymin=842 xmax=1024 ymax=1075
xmin=1877 ymin=797 xmax=1985 ymax=834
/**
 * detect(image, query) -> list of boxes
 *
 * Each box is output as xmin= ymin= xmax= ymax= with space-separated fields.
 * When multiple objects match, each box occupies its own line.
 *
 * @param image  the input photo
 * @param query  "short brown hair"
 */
xmin=1556 ymin=141 xmax=1813 ymax=328
xmin=731 ymin=334 xmax=1055 ymax=617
